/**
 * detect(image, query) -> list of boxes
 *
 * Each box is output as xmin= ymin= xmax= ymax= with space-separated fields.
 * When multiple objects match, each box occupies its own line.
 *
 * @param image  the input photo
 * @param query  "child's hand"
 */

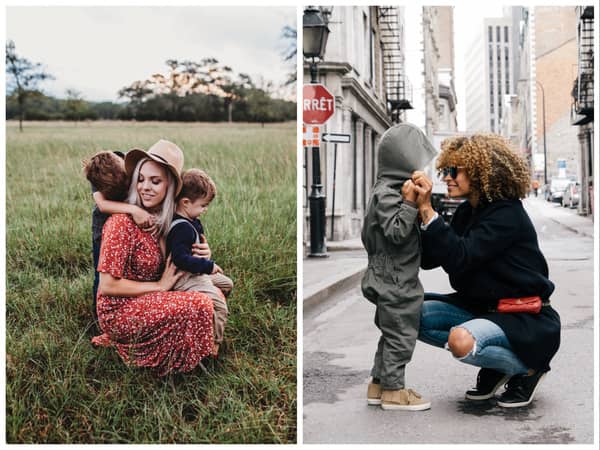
xmin=211 ymin=263 xmax=224 ymax=274
xmin=401 ymin=180 xmax=417 ymax=203
xmin=192 ymin=234 xmax=212 ymax=259
xmin=132 ymin=207 xmax=157 ymax=233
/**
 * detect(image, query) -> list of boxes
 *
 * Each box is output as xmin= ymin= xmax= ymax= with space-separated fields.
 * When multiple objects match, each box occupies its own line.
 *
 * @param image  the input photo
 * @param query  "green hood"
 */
xmin=376 ymin=123 xmax=437 ymax=187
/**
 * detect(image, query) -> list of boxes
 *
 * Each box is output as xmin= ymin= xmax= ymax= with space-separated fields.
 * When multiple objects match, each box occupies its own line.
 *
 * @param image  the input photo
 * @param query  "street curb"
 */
xmin=303 ymin=267 xmax=366 ymax=311
xmin=547 ymin=217 xmax=594 ymax=239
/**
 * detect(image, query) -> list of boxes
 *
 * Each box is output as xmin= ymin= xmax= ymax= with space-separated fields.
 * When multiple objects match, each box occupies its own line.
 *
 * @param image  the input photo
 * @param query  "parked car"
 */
xmin=431 ymin=182 xmax=464 ymax=223
xmin=561 ymin=181 xmax=580 ymax=208
xmin=546 ymin=177 xmax=571 ymax=203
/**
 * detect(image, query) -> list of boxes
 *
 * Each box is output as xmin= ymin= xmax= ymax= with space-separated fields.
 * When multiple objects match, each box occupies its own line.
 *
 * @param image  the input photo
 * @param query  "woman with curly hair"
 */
xmin=409 ymin=134 xmax=560 ymax=408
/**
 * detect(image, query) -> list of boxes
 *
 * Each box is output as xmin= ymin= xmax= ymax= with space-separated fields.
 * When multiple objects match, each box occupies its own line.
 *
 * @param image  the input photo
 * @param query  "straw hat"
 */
xmin=125 ymin=139 xmax=184 ymax=195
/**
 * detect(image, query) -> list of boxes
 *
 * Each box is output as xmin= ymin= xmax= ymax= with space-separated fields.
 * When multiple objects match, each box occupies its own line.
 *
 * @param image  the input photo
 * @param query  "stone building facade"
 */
xmin=303 ymin=6 xmax=412 ymax=244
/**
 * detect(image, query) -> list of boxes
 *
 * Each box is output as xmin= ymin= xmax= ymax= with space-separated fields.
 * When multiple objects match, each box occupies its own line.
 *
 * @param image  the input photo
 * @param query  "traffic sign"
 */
xmin=322 ymin=133 xmax=351 ymax=144
xmin=303 ymin=125 xmax=322 ymax=147
xmin=303 ymin=84 xmax=335 ymax=125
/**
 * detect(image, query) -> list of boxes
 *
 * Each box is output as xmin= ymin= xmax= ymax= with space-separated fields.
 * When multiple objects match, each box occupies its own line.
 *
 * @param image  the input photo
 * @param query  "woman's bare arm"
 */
xmin=99 ymin=257 xmax=183 ymax=297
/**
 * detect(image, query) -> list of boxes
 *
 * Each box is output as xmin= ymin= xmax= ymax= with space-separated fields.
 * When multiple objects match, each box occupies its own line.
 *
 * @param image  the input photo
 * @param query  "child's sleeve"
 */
xmin=167 ymin=223 xmax=215 ymax=274
xmin=374 ymin=188 xmax=419 ymax=244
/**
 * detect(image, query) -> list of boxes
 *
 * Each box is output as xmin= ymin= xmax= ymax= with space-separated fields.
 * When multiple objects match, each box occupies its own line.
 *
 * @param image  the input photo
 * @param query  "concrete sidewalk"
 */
xmin=303 ymin=196 xmax=594 ymax=311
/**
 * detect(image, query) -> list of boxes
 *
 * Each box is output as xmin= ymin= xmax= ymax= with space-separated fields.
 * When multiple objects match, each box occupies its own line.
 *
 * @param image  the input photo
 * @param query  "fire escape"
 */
xmin=378 ymin=7 xmax=413 ymax=124
xmin=571 ymin=6 xmax=594 ymax=125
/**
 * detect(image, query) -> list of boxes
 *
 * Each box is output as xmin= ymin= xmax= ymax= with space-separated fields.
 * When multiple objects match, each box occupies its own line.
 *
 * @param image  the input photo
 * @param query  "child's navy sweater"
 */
xmin=166 ymin=214 xmax=215 ymax=274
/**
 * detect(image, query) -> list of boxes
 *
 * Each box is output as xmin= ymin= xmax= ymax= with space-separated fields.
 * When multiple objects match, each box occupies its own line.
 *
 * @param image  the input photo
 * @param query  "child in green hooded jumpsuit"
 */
xmin=361 ymin=123 xmax=436 ymax=411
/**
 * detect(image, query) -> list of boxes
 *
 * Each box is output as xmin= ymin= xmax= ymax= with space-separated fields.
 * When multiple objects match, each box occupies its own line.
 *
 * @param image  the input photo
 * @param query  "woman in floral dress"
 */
xmin=92 ymin=140 xmax=214 ymax=376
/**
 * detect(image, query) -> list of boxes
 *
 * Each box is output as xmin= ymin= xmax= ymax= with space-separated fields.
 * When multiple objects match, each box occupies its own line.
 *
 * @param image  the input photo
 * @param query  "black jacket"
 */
xmin=421 ymin=199 xmax=560 ymax=371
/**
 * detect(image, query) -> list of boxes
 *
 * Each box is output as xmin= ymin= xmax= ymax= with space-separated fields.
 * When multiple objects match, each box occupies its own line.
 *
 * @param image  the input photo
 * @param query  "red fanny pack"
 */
xmin=497 ymin=296 xmax=542 ymax=314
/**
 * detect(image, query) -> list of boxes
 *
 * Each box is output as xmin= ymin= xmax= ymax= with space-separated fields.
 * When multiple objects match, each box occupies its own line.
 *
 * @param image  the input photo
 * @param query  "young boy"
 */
xmin=83 ymin=151 xmax=155 ymax=320
xmin=361 ymin=123 xmax=436 ymax=411
xmin=166 ymin=168 xmax=233 ymax=357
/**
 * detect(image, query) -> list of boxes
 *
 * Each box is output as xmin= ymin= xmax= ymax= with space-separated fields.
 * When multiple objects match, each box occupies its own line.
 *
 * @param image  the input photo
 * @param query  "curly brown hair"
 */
xmin=437 ymin=134 xmax=530 ymax=202
xmin=178 ymin=168 xmax=217 ymax=202
xmin=82 ymin=151 xmax=128 ymax=201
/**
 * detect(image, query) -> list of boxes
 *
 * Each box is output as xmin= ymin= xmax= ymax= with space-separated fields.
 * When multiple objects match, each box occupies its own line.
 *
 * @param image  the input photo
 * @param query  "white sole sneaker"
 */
xmin=381 ymin=401 xmax=431 ymax=411
xmin=465 ymin=375 xmax=510 ymax=401
xmin=367 ymin=398 xmax=381 ymax=406
xmin=496 ymin=373 xmax=547 ymax=408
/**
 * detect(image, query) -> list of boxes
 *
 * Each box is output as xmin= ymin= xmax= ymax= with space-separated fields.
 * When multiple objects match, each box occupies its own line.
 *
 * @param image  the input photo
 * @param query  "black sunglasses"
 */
xmin=440 ymin=166 xmax=461 ymax=179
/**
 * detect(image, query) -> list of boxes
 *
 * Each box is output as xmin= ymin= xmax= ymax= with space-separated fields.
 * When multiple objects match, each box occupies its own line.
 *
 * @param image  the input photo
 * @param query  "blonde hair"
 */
xmin=437 ymin=134 xmax=530 ymax=203
xmin=127 ymin=157 xmax=176 ymax=238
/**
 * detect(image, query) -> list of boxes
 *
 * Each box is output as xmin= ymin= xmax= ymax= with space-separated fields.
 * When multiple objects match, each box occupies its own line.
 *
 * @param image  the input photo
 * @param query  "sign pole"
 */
xmin=304 ymin=71 xmax=335 ymax=257
xmin=330 ymin=143 xmax=338 ymax=240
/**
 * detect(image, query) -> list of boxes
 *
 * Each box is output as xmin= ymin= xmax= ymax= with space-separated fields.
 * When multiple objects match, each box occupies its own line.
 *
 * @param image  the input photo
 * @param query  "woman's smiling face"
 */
xmin=137 ymin=160 xmax=169 ymax=210
xmin=443 ymin=167 xmax=471 ymax=198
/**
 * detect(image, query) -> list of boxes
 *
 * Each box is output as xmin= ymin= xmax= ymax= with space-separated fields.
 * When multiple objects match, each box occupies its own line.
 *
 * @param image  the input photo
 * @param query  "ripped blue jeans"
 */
xmin=418 ymin=297 xmax=529 ymax=376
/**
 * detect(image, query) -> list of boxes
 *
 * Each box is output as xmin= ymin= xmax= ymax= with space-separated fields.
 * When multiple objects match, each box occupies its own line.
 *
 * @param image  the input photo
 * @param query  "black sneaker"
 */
xmin=465 ymin=368 xmax=510 ymax=400
xmin=496 ymin=371 xmax=547 ymax=408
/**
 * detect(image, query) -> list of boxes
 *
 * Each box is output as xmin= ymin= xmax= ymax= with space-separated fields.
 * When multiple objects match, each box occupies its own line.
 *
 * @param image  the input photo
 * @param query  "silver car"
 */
xmin=561 ymin=181 xmax=580 ymax=208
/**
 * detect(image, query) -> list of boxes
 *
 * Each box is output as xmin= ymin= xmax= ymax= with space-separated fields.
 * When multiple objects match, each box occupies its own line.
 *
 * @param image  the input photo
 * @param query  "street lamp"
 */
xmin=536 ymin=80 xmax=548 ymax=186
xmin=303 ymin=6 xmax=330 ymax=257
xmin=519 ymin=78 xmax=548 ymax=186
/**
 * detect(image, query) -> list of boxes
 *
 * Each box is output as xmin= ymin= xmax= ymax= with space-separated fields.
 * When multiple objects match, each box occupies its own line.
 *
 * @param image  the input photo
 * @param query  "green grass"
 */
xmin=5 ymin=120 xmax=297 ymax=443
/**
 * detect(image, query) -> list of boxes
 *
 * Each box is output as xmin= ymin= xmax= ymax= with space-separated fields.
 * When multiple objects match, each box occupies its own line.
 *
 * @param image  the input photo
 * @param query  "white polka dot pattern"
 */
xmin=92 ymin=214 xmax=214 ymax=376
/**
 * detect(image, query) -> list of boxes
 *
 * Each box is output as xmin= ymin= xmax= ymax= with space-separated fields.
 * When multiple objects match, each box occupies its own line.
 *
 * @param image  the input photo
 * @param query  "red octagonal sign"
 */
xmin=303 ymin=84 xmax=335 ymax=125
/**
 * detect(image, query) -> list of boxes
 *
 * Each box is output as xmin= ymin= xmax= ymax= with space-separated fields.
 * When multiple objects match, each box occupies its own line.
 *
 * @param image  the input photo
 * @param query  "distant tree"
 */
xmin=117 ymin=80 xmax=153 ymax=119
xmin=64 ymin=89 xmax=94 ymax=121
xmin=5 ymin=40 xmax=53 ymax=131
xmin=281 ymin=25 xmax=297 ymax=86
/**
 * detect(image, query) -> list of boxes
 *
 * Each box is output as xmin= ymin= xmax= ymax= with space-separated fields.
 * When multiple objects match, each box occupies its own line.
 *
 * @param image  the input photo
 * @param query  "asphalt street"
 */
xmin=303 ymin=201 xmax=594 ymax=444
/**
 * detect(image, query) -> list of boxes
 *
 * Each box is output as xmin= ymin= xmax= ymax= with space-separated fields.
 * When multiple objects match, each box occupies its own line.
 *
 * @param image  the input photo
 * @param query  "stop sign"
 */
xmin=303 ymin=84 xmax=335 ymax=125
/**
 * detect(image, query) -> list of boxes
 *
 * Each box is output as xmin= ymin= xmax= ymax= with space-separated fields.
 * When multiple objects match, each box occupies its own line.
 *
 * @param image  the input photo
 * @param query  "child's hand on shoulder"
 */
xmin=401 ymin=180 xmax=417 ymax=203
xmin=132 ymin=206 xmax=157 ymax=235
xmin=211 ymin=263 xmax=223 ymax=274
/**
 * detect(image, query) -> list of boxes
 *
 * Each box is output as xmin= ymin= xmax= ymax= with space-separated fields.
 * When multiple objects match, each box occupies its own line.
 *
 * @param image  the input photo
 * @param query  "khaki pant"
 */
xmin=174 ymin=272 xmax=233 ymax=344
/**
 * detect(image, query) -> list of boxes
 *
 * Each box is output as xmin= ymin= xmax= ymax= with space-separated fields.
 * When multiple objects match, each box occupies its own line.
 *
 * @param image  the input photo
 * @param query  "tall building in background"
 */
xmin=533 ymin=6 xmax=579 ymax=181
xmin=571 ymin=6 xmax=594 ymax=215
xmin=434 ymin=6 xmax=458 ymax=133
xmin=422 ymin=6 xmax=458 ymax=182
xmin=303 ymin=6 xmax=413 ymax=243
xmin=464 ymin=16 xmax=516 ymax=133
xmin=422 ymin=7 xmax=441 ymax=138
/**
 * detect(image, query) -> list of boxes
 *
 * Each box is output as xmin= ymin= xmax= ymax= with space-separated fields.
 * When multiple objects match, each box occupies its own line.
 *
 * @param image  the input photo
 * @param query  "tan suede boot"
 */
xmin=367 ymin=382 xmax=382 ymax=405
xmin=381 ymin=388 xmax=431 ymax=411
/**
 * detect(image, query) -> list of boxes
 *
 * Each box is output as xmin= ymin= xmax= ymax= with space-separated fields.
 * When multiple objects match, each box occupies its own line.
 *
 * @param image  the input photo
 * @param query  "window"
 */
xmin=363 ymin=12 xmax=368 ymax=80
xmin=352 ymin=116 xmax=358 ymax=211
xmin=488 ymin=26 xmax=493 ymax=41
xmin=496 ymin=26 xmax=500 ymax=42
xmin=504 ymin=45 xmax=510 ymax=94
xmin=504 ymin=26 xmax=509 ymax=42
xmin=370 ymin=28 xmax=375 ymax=86
xmin=362 ymin=125 xmax=367 ymax=211
xmin=371 ymin=132 xmax=377 ymax=186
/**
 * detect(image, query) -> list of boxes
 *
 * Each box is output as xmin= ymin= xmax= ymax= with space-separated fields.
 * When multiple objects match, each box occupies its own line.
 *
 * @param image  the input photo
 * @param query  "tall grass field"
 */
xmin=5 ymin=121 xmax=297 ymax=443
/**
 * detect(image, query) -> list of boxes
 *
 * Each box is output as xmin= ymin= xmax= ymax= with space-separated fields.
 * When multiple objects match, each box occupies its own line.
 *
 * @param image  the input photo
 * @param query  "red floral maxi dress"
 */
xmin=91 ymin=213 xmax=214 ymax=376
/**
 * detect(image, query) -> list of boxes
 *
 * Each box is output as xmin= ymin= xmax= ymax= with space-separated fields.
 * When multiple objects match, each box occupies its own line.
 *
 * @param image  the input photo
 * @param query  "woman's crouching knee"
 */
xmin=447 ymin=327 xmax=475 ymax=358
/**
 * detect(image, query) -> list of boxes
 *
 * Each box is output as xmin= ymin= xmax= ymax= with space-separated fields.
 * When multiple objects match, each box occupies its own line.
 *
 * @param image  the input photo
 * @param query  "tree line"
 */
xmin=5 ymin=41 xmax=296 ymax=129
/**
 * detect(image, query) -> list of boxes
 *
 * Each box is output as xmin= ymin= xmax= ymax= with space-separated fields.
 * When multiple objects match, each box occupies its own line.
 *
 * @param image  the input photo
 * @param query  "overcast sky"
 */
xmin=6 ymin=6 xmax=296 ymax=102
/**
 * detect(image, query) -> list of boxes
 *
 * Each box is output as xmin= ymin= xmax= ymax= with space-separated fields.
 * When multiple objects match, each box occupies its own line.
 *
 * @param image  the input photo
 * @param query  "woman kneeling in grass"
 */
xmin=92 ymin=140 xmax=214 ymax=376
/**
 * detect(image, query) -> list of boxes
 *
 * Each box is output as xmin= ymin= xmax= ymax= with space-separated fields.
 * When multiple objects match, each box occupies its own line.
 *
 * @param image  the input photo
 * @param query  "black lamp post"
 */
xmin=535 ymin=80 xmax=548 ymax=186
xmin=519 ymin=78 xmax=548 ymax=186
xmin=303 ymin=6 xmax=330 ymax=257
